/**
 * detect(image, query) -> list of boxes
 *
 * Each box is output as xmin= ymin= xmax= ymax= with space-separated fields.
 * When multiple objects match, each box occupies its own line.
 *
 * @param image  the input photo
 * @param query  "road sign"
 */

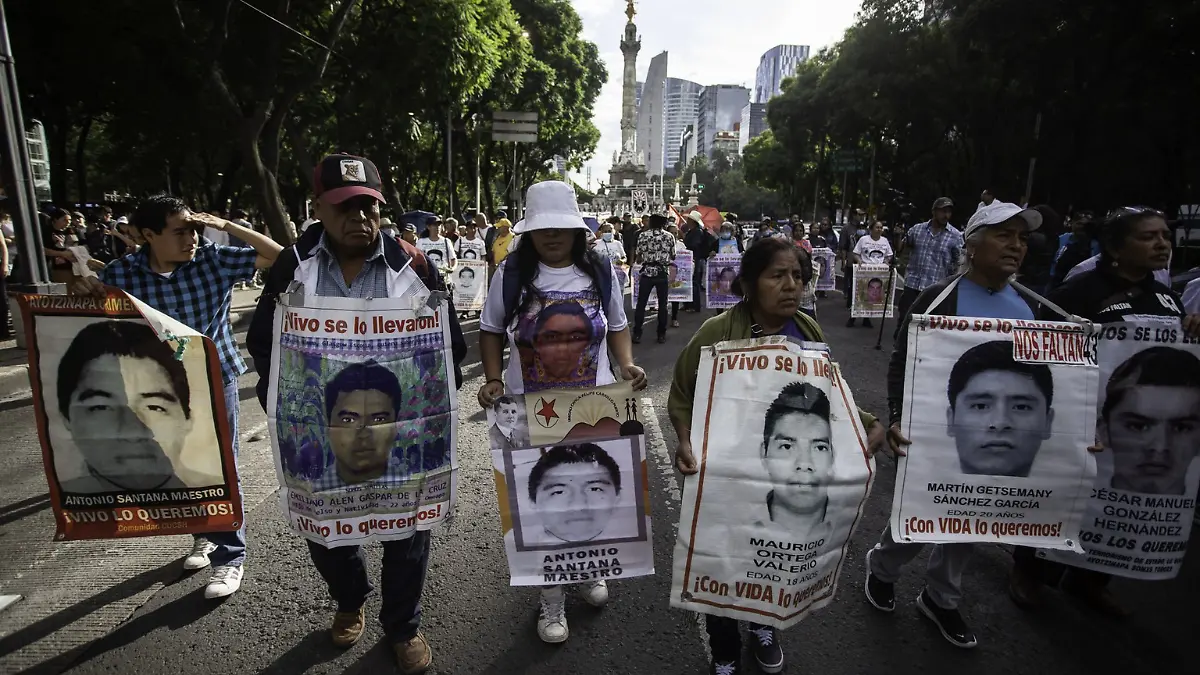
xmin=493 ymin=111 xmax=539 ymax=143
xmin=831 ymin=149 xmax=864 ymax=172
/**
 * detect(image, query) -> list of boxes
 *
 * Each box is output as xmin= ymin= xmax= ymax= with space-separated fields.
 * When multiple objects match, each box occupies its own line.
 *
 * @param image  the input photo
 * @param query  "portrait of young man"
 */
xmin=314 ymin=361 xmax=403 ymax=491
xmin=1101 ymin=346 xmax=1200 ymax=495
xmin=945 ymin=341 xmax=1055 ymax=478
xmin=756 ymin=381 xmax=835 ymax=545
xmin=525 ymin=443 xmax=622 ymax=547
xmin=489 ymin=396 xmax=531 ymax=450
xmin=55 ymin=320 xmax=199 ymax=493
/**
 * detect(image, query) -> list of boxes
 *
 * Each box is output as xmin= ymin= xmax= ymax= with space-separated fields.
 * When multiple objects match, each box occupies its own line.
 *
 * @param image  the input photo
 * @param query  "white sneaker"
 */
xmin=183 ymin=538 xmax=218 ymax=570
xmin=579 ymin=580 xmax=609 ymax=608
xmin=204 ymin=565 xmax=243 ymax=599
xmin=537 ymin=586 xmax=568 ymax=643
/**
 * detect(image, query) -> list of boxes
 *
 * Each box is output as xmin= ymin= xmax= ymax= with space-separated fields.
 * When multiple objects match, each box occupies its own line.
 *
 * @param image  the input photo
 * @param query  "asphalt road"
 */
xmin=1 ymin=294 xmax=1196 ymax=675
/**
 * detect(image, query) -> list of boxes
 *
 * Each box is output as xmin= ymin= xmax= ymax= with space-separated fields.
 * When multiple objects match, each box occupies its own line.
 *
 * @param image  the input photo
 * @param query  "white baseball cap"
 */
xmin=963 ymin=201 xmax=1042 ymax=239
xmin=513 ymin=181 xmax=589 ymax=234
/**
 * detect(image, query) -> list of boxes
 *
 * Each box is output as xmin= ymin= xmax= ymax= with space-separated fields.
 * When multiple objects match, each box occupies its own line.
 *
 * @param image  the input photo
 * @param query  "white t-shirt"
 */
xmin=417 ymin=236 xmax=456 ymax=271
xmin=457 ymin=236 xmax=487 ymax=261
xmin=591 ymin=239 xmax=627 ymax=265
xmin=480 ymin=261 xmax=628 ymax=395
xmin=853 ymin=235 xmax=893 ymax=264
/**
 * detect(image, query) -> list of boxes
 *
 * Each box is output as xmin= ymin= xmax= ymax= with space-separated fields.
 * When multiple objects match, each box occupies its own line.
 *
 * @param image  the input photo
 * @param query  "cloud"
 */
xmin=568 ymin=0 xmax=862 ymax=189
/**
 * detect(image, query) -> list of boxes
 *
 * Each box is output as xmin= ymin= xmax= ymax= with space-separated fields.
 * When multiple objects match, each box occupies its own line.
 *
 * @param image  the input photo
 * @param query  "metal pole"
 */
xmin=840 ymin=169 xmax=849 ymax=224
xmin=446 ymin=106 xmax=454 ymax=217
xmin=0 ymin=0 xmax=48 ymax=286
xmin=868 ymin=140 xmax=877 ymax=217
xmin=1023 ymin=112 xmax=1042 ymax=206
xmin=474 ymin=113 xmax=481 ymax=214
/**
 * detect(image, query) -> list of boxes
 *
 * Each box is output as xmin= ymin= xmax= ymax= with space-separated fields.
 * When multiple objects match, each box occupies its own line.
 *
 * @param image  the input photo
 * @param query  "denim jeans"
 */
xmin=634 ymin=276 xmax=668 ymax=339
xmin=205 ymin=379 xmax=246 ymax=567
xmin=307 ymin=531 xmax=432 ymax=642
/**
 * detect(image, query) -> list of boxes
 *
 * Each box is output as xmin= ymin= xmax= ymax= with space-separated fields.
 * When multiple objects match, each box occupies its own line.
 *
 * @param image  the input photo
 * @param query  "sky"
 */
xmin=567 ymin=0 xmax=864 ymax=188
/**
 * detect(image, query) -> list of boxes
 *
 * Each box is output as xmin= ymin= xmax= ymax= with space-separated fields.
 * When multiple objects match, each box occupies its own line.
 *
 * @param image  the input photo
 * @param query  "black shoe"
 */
xmin=747 ymin=625 xmax=783 ymax=673
xmin=710 ymin=661 xmax=741 ymax=675
xmin=862 ymin=318 xmax=873 ymax=328
xmin=845 ymin=318 xmax=856 ymax=327
xmin=657 ymin=335 xmax=666 ymax=344
xmin=916 ymin=589 xmax=978 ymax=649
xmin=864 ymin=547 xmax=895 ymax=612
xmin=632 ymin=334 xmax=642 ymax=344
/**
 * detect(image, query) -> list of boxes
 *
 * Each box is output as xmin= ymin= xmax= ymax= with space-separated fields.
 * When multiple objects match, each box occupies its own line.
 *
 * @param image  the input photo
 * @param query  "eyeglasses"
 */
xmin=1106 ymin=205 xmax=1165 ymax=220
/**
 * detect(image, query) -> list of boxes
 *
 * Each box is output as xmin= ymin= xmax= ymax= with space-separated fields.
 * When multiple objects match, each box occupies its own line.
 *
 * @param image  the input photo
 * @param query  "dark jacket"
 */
xmin=886 ymin=276 xmax=967 ymax=425
xmin=683 ymin=225 xmax=717 ymax=259
xmin=247 ymin=223 xmax=467 ymax=411
xmin=1043 ymin=263 xmax=1185 ymax=323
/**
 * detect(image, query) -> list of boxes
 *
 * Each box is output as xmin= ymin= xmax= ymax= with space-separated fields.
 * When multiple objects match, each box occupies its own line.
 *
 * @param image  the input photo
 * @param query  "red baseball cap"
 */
xmin=313 ymin=153 xmax=385 ymax=204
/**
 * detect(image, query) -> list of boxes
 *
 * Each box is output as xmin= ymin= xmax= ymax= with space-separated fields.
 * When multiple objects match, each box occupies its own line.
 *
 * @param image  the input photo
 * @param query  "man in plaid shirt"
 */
xmin=78 ymin=194 xmax=282 ymax=599
xmin=893 ymin=197 xmax=963 ymax=340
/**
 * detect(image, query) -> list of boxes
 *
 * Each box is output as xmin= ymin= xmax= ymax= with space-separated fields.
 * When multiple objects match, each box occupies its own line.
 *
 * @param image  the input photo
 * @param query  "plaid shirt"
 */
xmin=101 ymin=240 xmax=258 ymax=384
xmin=903 ymin=221 xmax=963 ymax=291
xmin=312 ymin=233 xmax=389 ymax=299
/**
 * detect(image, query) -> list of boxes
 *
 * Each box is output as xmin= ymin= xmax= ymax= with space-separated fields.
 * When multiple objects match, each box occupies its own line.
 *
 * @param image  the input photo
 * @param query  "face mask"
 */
xmin=602 ymin=233 xmax=614 ymax=242
xmin=720 ymin=232 xmax=732 ymax=240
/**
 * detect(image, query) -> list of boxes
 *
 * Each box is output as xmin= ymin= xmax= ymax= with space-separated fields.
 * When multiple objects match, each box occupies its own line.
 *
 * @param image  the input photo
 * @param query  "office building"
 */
xmin=696 ymin=84 xmax=750 ymax=160
xmin=739 ymin=102 xmax=768 ymax=152
xmin=663 ymin=77 xmax=702 ymax=176
xmin=754 ymin=45 xmax=810 ymax=103
xmin=635 ymin=52 xmax=668 ymax=179
xmin=712 ymin=130 xmax=740 ymax=158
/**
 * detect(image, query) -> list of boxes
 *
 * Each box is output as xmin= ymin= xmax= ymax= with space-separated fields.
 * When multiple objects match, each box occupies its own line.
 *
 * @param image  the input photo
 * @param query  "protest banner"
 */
xmin=891 ymin=316 xmax=1099 ymax=550
xmin=706 ymin=253 xmax=742 ymax=309
xmin=614 ymin=264 xmax=630 ymax=296
xmin=671 ymin=337 xmax=875 ymax=629
xmin=1040 ymin=322 xmax=1200 ymax=579
xmin=452 ymin=259 xmax=487 ymax=311
xmin=850 ymin=264 xmax=896 ymax=319
xmin=812 ymin=248 xmax=836 ymax=291
xmin=488 ymin=382 xmax=654 ymax=586
xmin=268 ymin=293 xmax=457 ymax=547
xmin=18 ymin=291 xmax=242 ymax=541
xmin=668 ymin=250 xmax=694 ymax=303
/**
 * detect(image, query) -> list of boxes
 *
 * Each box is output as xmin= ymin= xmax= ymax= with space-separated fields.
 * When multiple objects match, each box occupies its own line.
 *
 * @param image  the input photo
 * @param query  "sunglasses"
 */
xmin=1107 ymin=205 xmax=1165 ymax=220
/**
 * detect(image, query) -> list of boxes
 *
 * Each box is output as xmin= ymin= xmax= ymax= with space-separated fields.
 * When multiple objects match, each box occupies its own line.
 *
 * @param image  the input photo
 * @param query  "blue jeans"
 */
xmin=205 ymin=379 xmax=246 ymax=567
xmin=307 ymin=531 xmax=432 ymax=642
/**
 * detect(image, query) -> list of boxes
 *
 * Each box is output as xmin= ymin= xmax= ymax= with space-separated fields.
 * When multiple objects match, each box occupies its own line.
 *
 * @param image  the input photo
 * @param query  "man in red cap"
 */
xmin=248 ymin=153 xmax=466 ymax=674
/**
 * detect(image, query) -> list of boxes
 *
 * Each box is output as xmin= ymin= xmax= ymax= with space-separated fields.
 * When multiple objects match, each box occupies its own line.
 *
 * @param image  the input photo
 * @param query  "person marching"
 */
xmin=73 ymin=194 xmax=282 ymax=599
xmin=1007 ymin=206 xmax=1200 ymax=617
xmin=591 ymin=218 xmax=628 ymax=268
xmin=866 ymin=201 xmax=1045 ymax=649
xmin=669 ymin=237 xmax=887 ymax=674
xmin=477 ymin=180 xmax=647 ymax=645
xmin=246 ymin=154 xmax=466 ymax=673
xmin=631 ymin=213 xmax=678 ymax=343
xmin=848 ymin=221 xmax=895 ymax=328
xmin=892 ymin=198 xmax=962 ymax=340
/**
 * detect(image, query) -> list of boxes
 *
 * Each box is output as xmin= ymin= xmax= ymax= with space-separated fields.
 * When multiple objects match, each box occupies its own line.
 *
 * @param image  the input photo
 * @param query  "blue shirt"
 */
xmin=955 ymin=278 xmax=1034 ymax=320
xmin=311 ymin=232 xmax=390 ymax=299
xmin=904 ymin=221 xmax=964 ymax=291
xmin=101 ymin=240 xmax=259 ymax=384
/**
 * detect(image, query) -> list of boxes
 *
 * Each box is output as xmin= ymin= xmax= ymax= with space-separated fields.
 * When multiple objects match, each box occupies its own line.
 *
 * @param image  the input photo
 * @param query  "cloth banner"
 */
xmin=706 ymin=254 xmax=742 ymax=309
xmin=614 ymin=264 xmax=630 ymax=297
xmin=671 ymin=337 xmax=875 ymax=629
xmin=812 ymin=248 xmax=836 ymax=292
xmin=1040 ymin=321 xmax=1200 ymax=579
xmin=488 ymin=382 xmax=654 ymax=586
xmin=17 ymin=291 xmax=242 ymax=541
xmin=631 ymin=251 xmax=694 ymax=309
xmin=850 ymin=265 xmax=897 ymax=319
xmin=892 ymin=315 xmax=1099 ymax=549
xmin=452 ymin=259 xmax=488 ymax=311
xmin=268 ymin=294 xmax=457 ymax=546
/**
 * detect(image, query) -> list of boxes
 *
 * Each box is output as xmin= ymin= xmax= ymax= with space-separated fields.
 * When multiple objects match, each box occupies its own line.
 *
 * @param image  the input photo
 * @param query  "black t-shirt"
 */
xmin=41 ymin=222 xmax=70 ymax=268
xmin=1043 ymin=266 xmax=1185 ymax=323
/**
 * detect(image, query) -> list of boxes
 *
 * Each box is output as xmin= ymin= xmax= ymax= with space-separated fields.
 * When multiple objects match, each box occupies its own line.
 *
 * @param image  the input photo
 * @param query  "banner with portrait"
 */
xmin=268 ymin=294 xmax=457 ymax=547
xmin=850 ymin=264 xmax=897 ymax=319
xmin=671 ymin=337 xmax=875 ymax=629
xmin=1040 ymin=322 xmax=1200 ymax=579
xmin=706 ymin=253 xmax=742 ymax=309
xmin=18 ymin=291 xmax=242 ymax=541
xmin=812 ymin=248 xmax=836 ymax=292
xmin=614 ymin=264 xmax=630 ymax=296
xmin=892 ymin=316 xmax=1099 ymax=550
xmin=452 ymin=259 xmax=487 ymax=312
xmin=488 ymin=382 xmax=654 ymax=586
xmin=669 ymin=251 xmax=695 ymax=303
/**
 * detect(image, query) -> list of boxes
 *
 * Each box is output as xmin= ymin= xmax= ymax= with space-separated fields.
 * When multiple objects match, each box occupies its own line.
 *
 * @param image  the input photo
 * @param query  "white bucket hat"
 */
xmin=513 ymin=181 xmax=588 ymax=234
xmin=964 ymin=201 xmax=1042 ymax=239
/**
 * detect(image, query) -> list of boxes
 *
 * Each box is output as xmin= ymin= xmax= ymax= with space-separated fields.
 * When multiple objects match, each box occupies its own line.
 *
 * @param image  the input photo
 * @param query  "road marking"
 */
xmin=641 ymin=397 xmax=709 ymax=659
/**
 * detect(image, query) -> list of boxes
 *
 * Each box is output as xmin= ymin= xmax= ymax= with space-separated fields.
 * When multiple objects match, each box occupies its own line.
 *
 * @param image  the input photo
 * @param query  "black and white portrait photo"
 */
xmin=488 ymin=395 xmax=531 ymax=451
xmin=36 ymin=317 xmax=225 ymax=494
xmin=756 ymin=382 xmax=835 ymax=545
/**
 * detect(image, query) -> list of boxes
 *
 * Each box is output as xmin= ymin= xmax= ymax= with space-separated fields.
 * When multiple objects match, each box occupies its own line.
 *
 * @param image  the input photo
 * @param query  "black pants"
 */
xmin=634 ymin=276 xmax=668 ymax=339
xmin=892 ymin=287 xmax=921 ymax=342
xmin=1012 ymin=545 xmax=1111 ymax=589
xmin=671 ymin=302 xmax=680 ymax=321
xmin=0 ymin=272 xmax=9 ymax=338
xmin=707 ymin=616 xmax=771 ymax=662
xmin=307 ymin=530 xmax=431 ymax=642
xmin=843 ymin=266 xmax=855 ymax=309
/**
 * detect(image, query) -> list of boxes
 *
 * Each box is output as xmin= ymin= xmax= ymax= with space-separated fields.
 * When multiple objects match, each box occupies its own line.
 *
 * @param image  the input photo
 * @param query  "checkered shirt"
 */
xmin=903 ymin=221 xmax=964 ymax=291
xmin=101 ymin=239 xmax=258 ymax=384
xmin=311 ymin=233 xmax=390 ymax=299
